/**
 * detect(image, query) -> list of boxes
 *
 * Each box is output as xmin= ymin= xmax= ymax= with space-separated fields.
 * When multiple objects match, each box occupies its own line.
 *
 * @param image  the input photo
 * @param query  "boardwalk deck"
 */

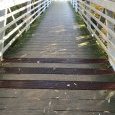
xmin=0 ymin=1 xmax=115 ymax=115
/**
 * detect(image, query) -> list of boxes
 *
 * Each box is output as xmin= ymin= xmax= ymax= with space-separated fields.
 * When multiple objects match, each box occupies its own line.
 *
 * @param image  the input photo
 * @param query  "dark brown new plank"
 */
xmin=0 ymin=67 xmax=114 ymax=75
xmin=0 ymin=80 xmax=115 ymax=90
xmin=3 ymin=58 xmax=108 ymax=64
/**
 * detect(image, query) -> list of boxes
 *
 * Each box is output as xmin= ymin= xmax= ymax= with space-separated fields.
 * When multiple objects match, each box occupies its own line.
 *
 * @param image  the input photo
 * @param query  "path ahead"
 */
xmin=0 ymin=1 xmax=115 ymax=115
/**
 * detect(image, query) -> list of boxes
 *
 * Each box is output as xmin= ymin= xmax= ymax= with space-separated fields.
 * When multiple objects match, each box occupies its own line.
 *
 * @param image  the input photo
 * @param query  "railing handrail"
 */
xmin=0 ymin=0 xmax=32 ymax=10
xmin=0 ymin=0 xmax=43 ymax=22
xmin=88 ymin=0 xmax=115 ymax=12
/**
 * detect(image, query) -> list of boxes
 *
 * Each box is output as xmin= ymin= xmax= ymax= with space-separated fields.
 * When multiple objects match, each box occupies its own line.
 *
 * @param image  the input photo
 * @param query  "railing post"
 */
xmin=85 ymin=0 xmax=92 ymax=33
xmin=26 ymin=0 xmax=31 ymax=31
xmin=46 ymin=0 xmax=48 ymax=8
xmin=74 ymin=0 xmax=78 ymax=12
xmin=106 ymin=10 xmax=115 ymax=70
xmin=44 ymin=0 xmax=47 ymax=12
xmin=41 ymin=0 xmax=46 ymax=13
xmin=73 ymin=0 xmax=75 ymax=8
xmin=0 ymin=9 xmax=7 ymax=61
xmin=47 ymin=0 xmax=51 ymax=8
xmin=45 ymin=0 xmax=47 ymax=9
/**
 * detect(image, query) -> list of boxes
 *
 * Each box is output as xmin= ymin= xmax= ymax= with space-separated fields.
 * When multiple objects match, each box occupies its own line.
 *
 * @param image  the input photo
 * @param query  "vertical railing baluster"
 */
xmin=26 ymin=0 xmax=32 ymax=31
xmin=0 ymin=9 xmax=7 ymax=61
xmin=85 ymin=0 xmax=92 ymax=34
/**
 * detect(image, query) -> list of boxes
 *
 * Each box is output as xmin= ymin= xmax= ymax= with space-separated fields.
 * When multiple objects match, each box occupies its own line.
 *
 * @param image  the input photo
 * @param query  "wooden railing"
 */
xmin=0 ymin=0 xmax=51 ymax=60
xmin=71 ymin=0 xmax=115 ymax=70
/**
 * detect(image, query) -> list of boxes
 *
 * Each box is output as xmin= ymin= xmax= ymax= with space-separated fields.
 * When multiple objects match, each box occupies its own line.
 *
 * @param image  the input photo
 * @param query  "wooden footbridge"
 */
xmin=0 ymin=0 xmax=115 ymax=115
